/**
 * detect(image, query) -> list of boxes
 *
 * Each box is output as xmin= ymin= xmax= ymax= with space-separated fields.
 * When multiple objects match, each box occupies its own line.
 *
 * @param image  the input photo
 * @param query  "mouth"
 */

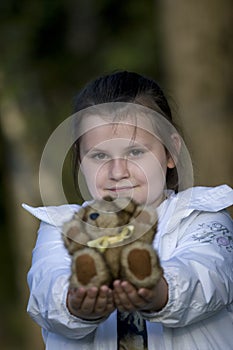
xmin=106 ymin=186 xmax=138 ymax=193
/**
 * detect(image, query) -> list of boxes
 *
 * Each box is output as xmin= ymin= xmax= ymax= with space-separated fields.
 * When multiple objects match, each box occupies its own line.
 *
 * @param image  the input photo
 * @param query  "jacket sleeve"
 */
xmin=27 ymin=221 xmax=103 ymax=340
xmin=142 ymin=210 xmax=233 ymax=327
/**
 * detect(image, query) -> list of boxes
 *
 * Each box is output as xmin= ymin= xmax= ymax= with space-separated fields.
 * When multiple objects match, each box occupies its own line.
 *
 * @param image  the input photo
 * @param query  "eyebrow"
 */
xmin=82 ymin=142 xmax=153 ymax=155
xmin=81 ymin=147 xmax=105 ymax=156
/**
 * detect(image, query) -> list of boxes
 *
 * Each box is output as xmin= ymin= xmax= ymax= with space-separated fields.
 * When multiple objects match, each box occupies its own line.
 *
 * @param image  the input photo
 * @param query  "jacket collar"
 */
xmin=22 ymin=185 xmax=233 ymax=230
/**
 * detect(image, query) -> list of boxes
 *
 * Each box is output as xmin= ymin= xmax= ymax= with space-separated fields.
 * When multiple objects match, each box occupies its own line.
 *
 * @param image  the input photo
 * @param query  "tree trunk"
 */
xmin=0 ymin=79 xmax=45 ymax=349
xmin=160 ymin=0 xmax=233 ymax=204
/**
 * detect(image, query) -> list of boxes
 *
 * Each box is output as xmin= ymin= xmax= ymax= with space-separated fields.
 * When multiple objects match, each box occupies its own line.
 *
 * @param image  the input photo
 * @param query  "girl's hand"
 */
xmin=67 ymin=285 xmax=115 ymax=320
xmin=113 ymin=278 xmax=168 ymax=313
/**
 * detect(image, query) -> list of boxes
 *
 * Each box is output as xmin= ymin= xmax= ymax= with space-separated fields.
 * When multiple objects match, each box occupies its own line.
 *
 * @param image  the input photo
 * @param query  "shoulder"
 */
xmin=171 ymin=184 xmax=233 ymax=212
xmin=160 ymin=185 xmax=233 ymax=234
xmin=187 ymin=185 xmax=233 ymax=211
xmin=22 ymin=202 xmax=81 ymax=227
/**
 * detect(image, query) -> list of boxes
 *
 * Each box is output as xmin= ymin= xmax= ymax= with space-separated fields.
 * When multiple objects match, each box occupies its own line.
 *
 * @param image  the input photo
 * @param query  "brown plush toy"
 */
xmin=62 ymin=197 xmax=163 ymax=289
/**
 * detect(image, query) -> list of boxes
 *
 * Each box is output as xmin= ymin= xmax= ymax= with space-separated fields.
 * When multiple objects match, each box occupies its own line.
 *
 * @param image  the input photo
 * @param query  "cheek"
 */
xmin=136 ymin=153 xmax=167 ymax=179
xmin=95 ymin=163 xmax=109 ymax=180
xmin=152 ymin=149 xmax=169 ymax=174
xmin=82 ymin=162 xmax=107 ymax=187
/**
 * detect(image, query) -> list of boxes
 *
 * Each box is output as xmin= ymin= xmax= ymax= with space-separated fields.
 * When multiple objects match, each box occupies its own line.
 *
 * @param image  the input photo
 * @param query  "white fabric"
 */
xmin=23 ymin=185 xmax=233 ymax=350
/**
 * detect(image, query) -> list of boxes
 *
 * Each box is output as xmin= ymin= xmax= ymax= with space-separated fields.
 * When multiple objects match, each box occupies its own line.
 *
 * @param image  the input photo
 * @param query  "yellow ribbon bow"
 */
xmin=87 ymin=225 xmax=134 ymax=253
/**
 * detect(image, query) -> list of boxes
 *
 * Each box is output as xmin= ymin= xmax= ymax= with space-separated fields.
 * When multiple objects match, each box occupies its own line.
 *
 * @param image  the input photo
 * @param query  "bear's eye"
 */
xmin=89 ymin=212 xmax=99 ymax=220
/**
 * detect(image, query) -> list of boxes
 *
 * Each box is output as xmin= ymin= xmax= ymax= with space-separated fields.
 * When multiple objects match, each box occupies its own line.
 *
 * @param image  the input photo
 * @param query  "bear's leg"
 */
xmin=121 ymin=242 xmax=163 ymax=289
xmin=70 ymin=248 xmax=112 ymax=288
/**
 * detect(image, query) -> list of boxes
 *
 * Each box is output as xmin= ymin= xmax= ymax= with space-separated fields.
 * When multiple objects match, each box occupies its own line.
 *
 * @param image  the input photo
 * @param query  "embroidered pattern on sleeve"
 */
xmin=192 ymin=222 xmax=233 ymax=252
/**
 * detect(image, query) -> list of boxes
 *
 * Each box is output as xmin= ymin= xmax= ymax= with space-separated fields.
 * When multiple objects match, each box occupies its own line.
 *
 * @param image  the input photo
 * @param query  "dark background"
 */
xmin=0 ymin=1 xmax=232 ymax=348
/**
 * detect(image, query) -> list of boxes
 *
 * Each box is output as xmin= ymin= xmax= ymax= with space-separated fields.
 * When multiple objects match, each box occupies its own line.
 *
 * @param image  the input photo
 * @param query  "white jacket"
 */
xmin=24 ymin=185 xmax=233 ymax=350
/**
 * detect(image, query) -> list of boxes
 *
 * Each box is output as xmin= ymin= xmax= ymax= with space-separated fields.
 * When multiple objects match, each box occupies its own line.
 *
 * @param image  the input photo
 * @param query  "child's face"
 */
xmin=79 ymin=116 xmax=175 ymax=207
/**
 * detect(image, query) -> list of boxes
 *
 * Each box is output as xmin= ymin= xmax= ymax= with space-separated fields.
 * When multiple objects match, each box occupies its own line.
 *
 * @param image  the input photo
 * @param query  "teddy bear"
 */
xmin=62 ymin=196 xmax=163 ymax=290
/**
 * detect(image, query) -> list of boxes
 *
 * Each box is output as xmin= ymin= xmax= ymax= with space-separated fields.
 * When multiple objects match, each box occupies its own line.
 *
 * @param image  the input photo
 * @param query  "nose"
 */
xmin=108 ymin=158 xmax=130 ymax=181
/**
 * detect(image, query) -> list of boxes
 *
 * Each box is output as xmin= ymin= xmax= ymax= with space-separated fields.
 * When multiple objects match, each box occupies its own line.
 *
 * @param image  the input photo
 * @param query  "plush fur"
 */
xmin=62 ymin=197 xmax=163 ymax=289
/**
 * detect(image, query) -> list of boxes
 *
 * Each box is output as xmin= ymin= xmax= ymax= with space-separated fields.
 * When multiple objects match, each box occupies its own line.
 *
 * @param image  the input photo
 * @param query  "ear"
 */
xmin=167 ymin=133 xmax=181 ymax=169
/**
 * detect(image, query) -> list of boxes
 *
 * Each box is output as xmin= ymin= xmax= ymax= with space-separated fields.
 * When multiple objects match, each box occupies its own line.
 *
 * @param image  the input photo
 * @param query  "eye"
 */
xmin=92 ymin=152 xmax=109 ymax=160
xmin=128 ymin=148 xmax=145 ymax=157
xmin=89 ymin=212 xmax=100 ymax=220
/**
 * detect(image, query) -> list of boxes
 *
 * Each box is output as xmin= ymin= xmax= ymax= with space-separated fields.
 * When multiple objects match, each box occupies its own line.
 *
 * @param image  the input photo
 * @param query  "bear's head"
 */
xmin=63 ymin=196 xmax=158 ymax=254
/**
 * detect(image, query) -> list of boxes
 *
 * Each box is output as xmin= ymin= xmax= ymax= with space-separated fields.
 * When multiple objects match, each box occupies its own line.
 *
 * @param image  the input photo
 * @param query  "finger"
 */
xmin=113 ymin=280 xmax=128 ymax=296
xmin=113 ymin=279 xmax=122 ymax=290
xmin=81 ymin=287 xmax=98 ymax=313
xmin=102 ymin=287 xmax=115 ymax=314
xmin=113 ymin=281 xmax=135 ymax=311
xmin=117 ymin=282 xmax=152 ymax=311
xmin=120 ymin=282 xmax=146 ymax=304
xmin=94 ymin=286 xmax=112 ymax=313
xmin=86 ymin=286 xmax=99 ymax=298
xmin=67 ymin=287 xmax=86 ymax=310
xmin=121 ymin=281 xmax=138 ymax=296
xmin=113 ymin=281 xmax=129 ymax=300
xmin=103 ymin=285 xmax=114 ymax=306
xmin=138 ymin=287 xmax=154 ymax=302
xmin=113 ymin=289 xmax=121 ymax=308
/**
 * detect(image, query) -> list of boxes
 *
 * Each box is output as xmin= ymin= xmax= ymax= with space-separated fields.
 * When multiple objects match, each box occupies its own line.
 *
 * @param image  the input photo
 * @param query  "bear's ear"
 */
xmin=74 ymin=206 xmax=86 ymax=220
xmin=113 ymin=197 xmax=137 ymax=213
xmin=132 ymin=205 xmax=158 ymax=226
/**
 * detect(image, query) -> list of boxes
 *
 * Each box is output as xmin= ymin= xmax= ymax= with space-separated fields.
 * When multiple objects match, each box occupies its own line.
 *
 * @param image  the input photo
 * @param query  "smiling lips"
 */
xmin=106 ymin=186 xmax=138 ymax=192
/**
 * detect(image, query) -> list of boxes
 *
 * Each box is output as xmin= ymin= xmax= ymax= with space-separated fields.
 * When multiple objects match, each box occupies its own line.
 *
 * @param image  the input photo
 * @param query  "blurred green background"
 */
xmin=0 ymin=0 xmax=232 ymax=349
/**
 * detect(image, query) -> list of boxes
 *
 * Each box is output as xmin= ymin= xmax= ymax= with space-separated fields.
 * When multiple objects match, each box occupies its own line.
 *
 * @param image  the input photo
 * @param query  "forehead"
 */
xmin=80 ymin=121 xmax=158 ymax=151
xmin=79 ymin=112 xmax=154 ymax=132
xmin=79 ymin=114 xmax=159 ymax=147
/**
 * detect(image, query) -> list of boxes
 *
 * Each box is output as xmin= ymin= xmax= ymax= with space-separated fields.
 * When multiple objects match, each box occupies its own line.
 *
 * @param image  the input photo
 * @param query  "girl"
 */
xmin=24 ymin=71 xmax=233 ymax=350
